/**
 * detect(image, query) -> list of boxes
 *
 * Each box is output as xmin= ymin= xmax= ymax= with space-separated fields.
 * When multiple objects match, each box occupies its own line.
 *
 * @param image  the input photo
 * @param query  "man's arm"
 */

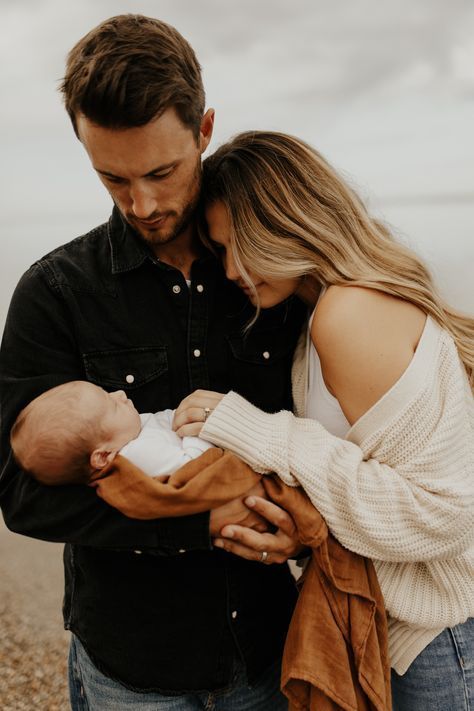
xmin=0 ymin=264 xmax=210 ymax=554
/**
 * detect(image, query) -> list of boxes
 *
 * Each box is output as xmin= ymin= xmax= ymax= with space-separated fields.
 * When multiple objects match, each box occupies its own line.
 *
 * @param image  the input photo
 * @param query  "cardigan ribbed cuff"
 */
xmin=201 ymin=392 xmax=274 ymax=474
xmin=201 ymin=391 xmax=298 ymax=486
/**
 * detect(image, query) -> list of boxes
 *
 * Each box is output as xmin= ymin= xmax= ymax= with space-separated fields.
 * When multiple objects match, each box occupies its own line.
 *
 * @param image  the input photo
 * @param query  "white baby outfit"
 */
xmin=120 ymin=410 xmax=213 ymax=478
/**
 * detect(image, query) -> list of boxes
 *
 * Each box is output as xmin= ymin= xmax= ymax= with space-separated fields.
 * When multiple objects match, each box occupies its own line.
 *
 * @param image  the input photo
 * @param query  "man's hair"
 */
xmin=10 ymin=382 xmax=99 ymax=486
xmin=60 ymin=14 xmax=205 ymax=139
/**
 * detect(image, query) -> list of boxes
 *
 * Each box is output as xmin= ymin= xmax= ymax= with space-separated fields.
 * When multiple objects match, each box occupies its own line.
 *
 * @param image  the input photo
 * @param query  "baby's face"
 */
xmin=85 ymin=386 xmax=142 ymax=451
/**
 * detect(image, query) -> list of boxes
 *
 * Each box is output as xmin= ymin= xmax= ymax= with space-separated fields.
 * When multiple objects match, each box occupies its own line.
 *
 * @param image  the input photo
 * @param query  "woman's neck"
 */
xmin=295 ymin=275 xmax=322 ymax=308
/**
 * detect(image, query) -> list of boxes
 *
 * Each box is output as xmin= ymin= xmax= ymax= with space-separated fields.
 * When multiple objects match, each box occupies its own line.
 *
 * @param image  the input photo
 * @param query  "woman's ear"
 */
xmin=90 ymin=448 xmax=117 ymax=471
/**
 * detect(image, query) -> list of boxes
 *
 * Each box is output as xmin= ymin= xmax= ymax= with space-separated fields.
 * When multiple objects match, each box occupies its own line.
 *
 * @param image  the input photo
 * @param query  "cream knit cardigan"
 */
xmin=202 ymin=316 xmax=474 ymax=674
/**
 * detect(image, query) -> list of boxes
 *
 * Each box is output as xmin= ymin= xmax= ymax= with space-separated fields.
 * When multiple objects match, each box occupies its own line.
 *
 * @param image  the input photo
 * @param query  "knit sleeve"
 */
xmin=201 ymin=390 xmax=474 ymax=564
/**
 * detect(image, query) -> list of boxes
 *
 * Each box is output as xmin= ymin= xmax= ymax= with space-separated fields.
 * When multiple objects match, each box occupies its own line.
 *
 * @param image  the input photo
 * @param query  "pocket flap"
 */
xmin=83 ymin=346 xmax=168 ymax=390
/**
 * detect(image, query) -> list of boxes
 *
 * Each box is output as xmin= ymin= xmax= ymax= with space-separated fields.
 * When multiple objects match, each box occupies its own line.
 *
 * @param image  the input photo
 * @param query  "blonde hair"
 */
xmin=201 ymin=131 xmax=474 ymax=387
xmin=10 ymin=382 xmax=100 ymax=485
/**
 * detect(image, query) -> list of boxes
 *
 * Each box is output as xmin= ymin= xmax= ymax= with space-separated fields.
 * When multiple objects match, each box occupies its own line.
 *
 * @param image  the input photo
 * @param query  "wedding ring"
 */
xmin=203 ymin=407 xmax=211 ymax=421
xmin=260 ymin=550 xmax=268 ymax=563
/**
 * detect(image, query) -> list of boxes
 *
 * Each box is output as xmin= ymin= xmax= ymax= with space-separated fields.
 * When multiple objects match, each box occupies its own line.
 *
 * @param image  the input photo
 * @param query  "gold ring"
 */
xmin=203 ymin=407 xmax=211 ymax=421
xmin=260 ymin=550 xmax=268 ymax=563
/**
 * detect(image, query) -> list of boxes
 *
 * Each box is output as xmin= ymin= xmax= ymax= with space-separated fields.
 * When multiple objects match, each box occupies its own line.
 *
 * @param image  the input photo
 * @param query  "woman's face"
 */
xmin=205 ymin=201 xmax=300 ymax=308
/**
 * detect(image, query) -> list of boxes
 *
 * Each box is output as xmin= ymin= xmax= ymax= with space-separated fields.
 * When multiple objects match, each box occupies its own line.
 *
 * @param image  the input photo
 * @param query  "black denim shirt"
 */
xmin=0 ymin=208 xmax=306 ymax=692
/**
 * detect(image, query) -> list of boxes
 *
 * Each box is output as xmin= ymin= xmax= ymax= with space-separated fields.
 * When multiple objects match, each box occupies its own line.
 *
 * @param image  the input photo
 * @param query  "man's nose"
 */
xmin=129 ymin=185 xmax=158 ymax=219
xmin=111 ymin=390 xmax=127 ymax=402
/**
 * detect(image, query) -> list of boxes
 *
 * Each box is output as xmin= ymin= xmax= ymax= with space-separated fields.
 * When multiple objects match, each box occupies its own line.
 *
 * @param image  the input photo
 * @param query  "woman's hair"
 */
xmin=200 ymin=131 xmax=474 ymax=386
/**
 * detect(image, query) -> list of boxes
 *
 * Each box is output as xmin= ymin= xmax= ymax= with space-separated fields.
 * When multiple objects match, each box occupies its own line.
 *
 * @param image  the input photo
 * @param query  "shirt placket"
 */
xmin=187 ymin=271 xmax=211 ymax=391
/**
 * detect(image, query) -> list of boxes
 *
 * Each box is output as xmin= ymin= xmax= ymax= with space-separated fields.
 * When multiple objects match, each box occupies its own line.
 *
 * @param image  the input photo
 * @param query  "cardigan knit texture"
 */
xmin=201 ymin=315 xmax=474 ymax=674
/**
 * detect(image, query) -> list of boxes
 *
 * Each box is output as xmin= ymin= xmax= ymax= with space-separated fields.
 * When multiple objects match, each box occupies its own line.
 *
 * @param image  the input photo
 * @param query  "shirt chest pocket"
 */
xmin=227 ymin=330 xmax=294 ymax=412
xmin=82 ymin=346 xmax=170 ymax=410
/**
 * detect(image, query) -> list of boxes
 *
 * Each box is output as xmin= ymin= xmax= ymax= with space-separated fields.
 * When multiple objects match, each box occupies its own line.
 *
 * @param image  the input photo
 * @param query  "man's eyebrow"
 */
xmin=96 ymin=162 xmax=177 ymax=180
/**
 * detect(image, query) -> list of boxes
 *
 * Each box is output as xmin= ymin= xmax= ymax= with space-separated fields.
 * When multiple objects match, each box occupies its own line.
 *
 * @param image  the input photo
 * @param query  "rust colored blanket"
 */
xmin=94 ymin=449 xmax=391 ymax=710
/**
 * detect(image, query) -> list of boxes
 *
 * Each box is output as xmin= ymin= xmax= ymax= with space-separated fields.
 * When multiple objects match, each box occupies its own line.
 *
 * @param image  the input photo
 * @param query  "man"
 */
xmin=0 ymin=14 xmax=306 ymax=709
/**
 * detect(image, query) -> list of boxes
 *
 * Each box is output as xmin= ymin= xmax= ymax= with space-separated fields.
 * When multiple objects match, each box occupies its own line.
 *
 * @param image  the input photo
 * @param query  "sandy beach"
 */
xmin=0 ymin=520 xmax=69 ymax=710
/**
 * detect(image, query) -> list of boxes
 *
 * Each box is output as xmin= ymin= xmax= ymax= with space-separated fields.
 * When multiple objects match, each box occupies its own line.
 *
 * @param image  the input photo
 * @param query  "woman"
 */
xmin=173 ymin=131 xmax=474 ymax=710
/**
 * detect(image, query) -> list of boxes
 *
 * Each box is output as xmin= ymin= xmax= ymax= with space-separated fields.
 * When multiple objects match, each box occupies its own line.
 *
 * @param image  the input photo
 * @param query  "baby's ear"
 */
xmin=90 ymin=448 xmax=116 ymax=471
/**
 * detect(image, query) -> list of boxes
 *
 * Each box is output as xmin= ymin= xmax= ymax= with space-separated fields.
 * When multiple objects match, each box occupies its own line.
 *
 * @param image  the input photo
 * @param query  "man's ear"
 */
xmin=199 ymin=108 xmax=215 ymax=154
xmin=90 ymin=448 xmax=117 ymax=471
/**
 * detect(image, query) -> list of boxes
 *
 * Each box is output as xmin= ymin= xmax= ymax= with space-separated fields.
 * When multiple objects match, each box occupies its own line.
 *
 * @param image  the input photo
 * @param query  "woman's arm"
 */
xmin=180 ymin=287 xmax=473 ymax=563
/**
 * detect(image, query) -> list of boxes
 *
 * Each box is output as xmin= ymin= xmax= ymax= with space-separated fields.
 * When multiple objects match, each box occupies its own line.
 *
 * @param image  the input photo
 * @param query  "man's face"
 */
xmin=77 ymin=107 xmax=214 ymax=251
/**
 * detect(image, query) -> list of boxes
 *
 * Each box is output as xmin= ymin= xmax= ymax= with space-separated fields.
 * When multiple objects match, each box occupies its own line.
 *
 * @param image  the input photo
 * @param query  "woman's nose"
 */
xmin=224 ymin=252 xmax=240 ymax=281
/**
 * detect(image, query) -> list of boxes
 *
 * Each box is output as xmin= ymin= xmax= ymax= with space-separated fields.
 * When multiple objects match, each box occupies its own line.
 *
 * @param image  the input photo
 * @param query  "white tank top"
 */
xmin=306 ymin=302 xmax=351 ymax=438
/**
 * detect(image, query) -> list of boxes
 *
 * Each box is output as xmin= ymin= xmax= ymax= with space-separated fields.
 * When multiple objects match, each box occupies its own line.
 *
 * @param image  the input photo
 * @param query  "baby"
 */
xmin=10 ymin=381 xmax=213 ymax=485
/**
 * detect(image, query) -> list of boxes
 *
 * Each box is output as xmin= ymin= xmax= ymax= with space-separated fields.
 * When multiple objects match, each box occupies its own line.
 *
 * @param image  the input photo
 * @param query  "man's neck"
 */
xmin=152 ymin=223 xmax=204 ymax=280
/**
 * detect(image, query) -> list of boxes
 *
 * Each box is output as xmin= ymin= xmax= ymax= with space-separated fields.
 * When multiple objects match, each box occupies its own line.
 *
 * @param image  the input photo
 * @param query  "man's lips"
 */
xmin=136 ymin=214 xmax=167 ymax=228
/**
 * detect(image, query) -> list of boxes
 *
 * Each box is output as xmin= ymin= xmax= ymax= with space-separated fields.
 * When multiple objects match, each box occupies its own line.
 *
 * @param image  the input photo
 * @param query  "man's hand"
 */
xmin=210 ymin=482 xmax=269 ymax=536
xmin=173 ymin=389 xmax=225 ymax=437
xmin=213 ymin=496 xmax=304 ymax=564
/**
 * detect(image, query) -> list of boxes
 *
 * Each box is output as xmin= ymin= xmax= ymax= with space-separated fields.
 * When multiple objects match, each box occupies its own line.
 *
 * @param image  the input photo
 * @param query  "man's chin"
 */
xmin=131 ymin=220 xmax=178 ymax=246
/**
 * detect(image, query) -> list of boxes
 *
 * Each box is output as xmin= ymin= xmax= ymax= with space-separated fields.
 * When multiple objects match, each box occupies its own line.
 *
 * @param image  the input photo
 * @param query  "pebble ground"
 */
xmin=0 ymin=520 xmax=70 ymax=710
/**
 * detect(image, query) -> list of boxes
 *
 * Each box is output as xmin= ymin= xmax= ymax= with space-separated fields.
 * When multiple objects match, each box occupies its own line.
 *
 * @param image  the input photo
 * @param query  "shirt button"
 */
xmin=126 ymin=374 xmax=135 ymax=384
xmin=134 ymin=550 xmax=142 ymax=555
xmin=172 ymin=284 xmax=181 ymax=294
xmin=196 ymin=284 xmax=204 ymax=293
xmin=193 ymin=349 xmax=201 ymax=358
xmin=179 ymin=548 xmax=186 ymax=554
xmin=231 ymin=610 xmax=238 ymax=619
xmin=262 ymin=351 xmax=270 ymax=360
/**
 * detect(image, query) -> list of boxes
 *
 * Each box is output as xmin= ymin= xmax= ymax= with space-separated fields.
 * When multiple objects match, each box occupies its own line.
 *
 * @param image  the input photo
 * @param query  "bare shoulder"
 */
xmin=311 ymin=285 xmax=425 ymax=351
xmin=311 ymin=285 xmax=426 ymax=423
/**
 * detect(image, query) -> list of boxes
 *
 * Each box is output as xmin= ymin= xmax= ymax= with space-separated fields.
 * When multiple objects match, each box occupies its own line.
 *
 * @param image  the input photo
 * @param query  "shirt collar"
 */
xmin=107 ymin=206 xmax=152 ymax=274
xmin=107 ymin=206 xmax=214 ymax=275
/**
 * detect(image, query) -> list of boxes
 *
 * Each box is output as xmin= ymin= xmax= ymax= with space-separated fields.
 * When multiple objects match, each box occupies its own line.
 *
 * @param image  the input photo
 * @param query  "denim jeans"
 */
xmin=391 ymin=618 xmax=474 ymax=710
xmin=68 ymin=635 xmax=288 ymax=710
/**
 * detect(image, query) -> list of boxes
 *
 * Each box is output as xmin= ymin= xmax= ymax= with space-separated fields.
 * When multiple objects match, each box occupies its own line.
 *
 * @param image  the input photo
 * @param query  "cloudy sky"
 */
xmin=1 ymin=0 xmax=473 ymax=335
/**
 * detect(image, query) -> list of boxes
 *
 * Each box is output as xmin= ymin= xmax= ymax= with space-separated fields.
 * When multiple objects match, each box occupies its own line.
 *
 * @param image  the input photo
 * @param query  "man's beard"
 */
xmin=125 ymin=163 xmax=201 ymax=249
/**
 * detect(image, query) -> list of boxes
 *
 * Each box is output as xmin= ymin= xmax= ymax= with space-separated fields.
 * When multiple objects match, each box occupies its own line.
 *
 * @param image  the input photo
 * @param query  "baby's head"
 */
xmin=10 ymin=381 xmax=141 ymax=485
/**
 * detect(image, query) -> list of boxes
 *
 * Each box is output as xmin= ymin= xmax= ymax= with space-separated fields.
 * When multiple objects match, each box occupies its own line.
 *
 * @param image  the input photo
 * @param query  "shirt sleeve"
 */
xmin=0 ymin=265 xmax=211 ymax=554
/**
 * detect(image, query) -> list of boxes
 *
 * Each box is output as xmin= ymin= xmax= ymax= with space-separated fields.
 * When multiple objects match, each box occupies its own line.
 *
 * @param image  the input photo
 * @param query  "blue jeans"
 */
xmin=68 ymin=635 xmax=288 ymax=710
xmin=391 ymin=618 xmax=474 ymax=710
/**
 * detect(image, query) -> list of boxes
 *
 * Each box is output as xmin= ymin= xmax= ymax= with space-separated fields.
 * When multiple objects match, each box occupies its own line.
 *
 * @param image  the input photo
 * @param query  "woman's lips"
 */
xmin=240 ymin=282 xmax=264 ymax=293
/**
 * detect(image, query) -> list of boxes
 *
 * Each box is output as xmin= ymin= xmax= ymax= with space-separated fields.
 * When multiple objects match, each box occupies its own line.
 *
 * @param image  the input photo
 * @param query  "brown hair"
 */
xmin=10 ymin=382 xmax=100 ymax=486
xmin=200 ymin=131 xmax=474 ymax=386
xmin=60 ymin=14 xmax=205 ymax=139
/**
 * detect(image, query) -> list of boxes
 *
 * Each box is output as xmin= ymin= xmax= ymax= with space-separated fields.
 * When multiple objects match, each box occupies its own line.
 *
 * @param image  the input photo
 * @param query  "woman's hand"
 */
xmin=173 ymin=389 xmax=225 ymax=437
xmin=213 ymin=496 xmax=305 ymax=564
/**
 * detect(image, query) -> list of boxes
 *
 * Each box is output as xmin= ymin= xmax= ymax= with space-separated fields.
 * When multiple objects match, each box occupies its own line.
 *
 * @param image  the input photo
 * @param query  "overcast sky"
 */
xmin=1 ymin=0 xmax=473 ymax=334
